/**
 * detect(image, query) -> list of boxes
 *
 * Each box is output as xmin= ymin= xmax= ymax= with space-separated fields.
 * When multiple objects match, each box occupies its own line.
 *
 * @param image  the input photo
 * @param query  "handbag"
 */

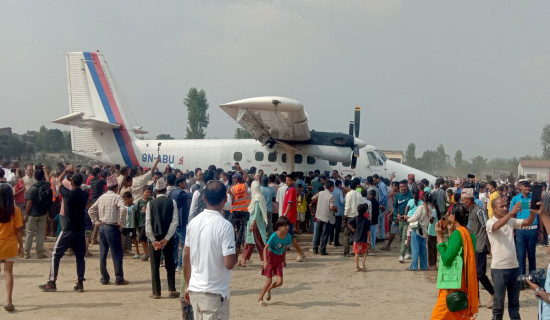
xmin=446 ymin=291 xmax=468 ymax=312
xmin=436 ymin=243 xmax=469 ymax=312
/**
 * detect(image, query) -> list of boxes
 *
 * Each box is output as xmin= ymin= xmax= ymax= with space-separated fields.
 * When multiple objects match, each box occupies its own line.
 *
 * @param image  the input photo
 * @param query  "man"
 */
xmin=407 ymin=174 xmax=416 ymax=193
xmin=343 ymin=178 xmax=363 ymax=257
xmin=23 ymin=168 xmax=51 ymax=259
xmin=189 ymin=170 xmax=215 ymax=221
xmin=487 ymin=181 xmax=500 ymax=219
xmin=275 ymin=173 xmax=287 ymax=227
xmin=228 ymin=172 xmax=250 ymax=253
xmin=190 ymin=169 xmax=203 ymax=193
xmin=39 ymin=166 xmax=89 ymax=292
xmin=117 ymin=166 xmax=129 ymax=193
xmin=373 ymin=174 xmax=387 ymax=242
xmin=330 ymin=179 xmax=345 ymax=246
xmin=184 ymin=181 xmax=237 ymax=320
xmin=462 ymin=188 xmax=494 ymax=308
xmin=170 ymin=176 xmax=192 ymax=272
xmin=432 ymin=178 xmax=447 ymax=215
xmin=260 ymin=175 xmax=276 ymax=236
xmin=382 ymin=180 xmax=412 ymax=263
xmin=131 ymin=158 xmax=160 ymax=202
xmin=487 ymin=197 xmax=540 ymax=320
xmin=311 ymin=180 xmax=337 ymax=255
xmin=88 ymin=175 xmax=129 ymax=285
xmin=146 ymin=177 xmax=179 ymax=299
xmin=22 ymin=163 xmax=36 ymax=193
xmin=510 ymin=180 xmax=538 ymax=275
xmin=282 ymin=174 xmax=306 ymax=261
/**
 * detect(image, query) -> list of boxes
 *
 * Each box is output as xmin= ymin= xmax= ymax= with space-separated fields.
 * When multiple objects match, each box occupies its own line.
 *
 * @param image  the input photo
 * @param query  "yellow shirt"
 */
xmin=0 ymin=207 xmax=23 ymax=259
xmin=297 ymin=192 xmax=307 ymax=213
xmin=488 ymin=191 xmax=500 ymax=219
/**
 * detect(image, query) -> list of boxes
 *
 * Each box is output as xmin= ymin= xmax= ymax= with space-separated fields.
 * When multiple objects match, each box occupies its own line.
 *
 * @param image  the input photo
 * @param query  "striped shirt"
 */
xmin=88 ymin=191 xmax=126 ymax=225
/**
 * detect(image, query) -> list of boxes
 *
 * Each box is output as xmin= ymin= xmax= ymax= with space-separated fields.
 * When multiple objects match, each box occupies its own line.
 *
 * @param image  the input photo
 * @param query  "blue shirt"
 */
xmin=267 ymin=232 xmax=293 ymax=255
xmin=541 ymin=264 xmax=550 ymax=320
xmin=261 ymin=185 xmax=276 ymax=213
xmin=510 ymin=192 xmax=537 ymax=225
xmin=377 ymin=181 xmax=388 ymax=207
xmin=474 ymin=198 xmax=484 ymax=208
xmin=332 ymin=187 xmax=345 ymax=216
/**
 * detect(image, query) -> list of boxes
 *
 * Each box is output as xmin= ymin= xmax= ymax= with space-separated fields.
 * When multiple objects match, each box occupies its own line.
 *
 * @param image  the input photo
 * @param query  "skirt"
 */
xmin=353 ymin=242 xmax=368 ymax=254
xmin=261 ymin=250 xmax=284 ymax=279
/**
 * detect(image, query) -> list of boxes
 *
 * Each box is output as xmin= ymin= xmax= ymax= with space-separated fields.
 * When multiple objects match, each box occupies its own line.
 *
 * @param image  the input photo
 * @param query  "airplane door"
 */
xmin=366 ymin=151 xmax=385 ymax=177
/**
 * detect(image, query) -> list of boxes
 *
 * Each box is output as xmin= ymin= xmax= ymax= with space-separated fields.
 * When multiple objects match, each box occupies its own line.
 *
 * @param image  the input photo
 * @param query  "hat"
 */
xmin=106 ymin=174 xmax=118 ymax=188
xmin=519 ymin=180 xmax=531 ymax=187
xmin=461 ymin=188 xmax=474 ymax=198
xmin=234 ymin=172 xmax=243 ymax=181
xmin=156 ymin=177 xmax=167 ymax=190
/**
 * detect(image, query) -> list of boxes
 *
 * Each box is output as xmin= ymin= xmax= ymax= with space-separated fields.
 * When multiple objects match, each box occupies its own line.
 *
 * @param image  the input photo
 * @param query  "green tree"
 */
xmin=541 ymin=124 xmax=550 ymax=159
xmin=184 ymin=88 xmax=210 ymax=139
xmin=0 ymin=134 xmax=34 ymax=159
xmin=470 ymin=155 xmax=487 ymax=176
xmin=27 ymin=126 xmax=70 ymax=152
xmin=156 ymin=134 xmax=175 ymax=140
xmin=234 ymin=128 xmax=253 ymax=139
xmin=419 ymin=150 xmax=438 ymax=174
xmin=405 ymin=143 xmax=416 ymax=166
xmin=454 ymin=150 xmax=463 ymax=167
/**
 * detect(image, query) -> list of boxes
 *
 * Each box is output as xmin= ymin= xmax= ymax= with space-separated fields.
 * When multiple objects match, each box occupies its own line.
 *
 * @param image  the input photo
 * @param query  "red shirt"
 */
xmin=14 ymin=179 xmax=25 ymax=204
xmin=282 ymin=186 xmax=297 ymax=224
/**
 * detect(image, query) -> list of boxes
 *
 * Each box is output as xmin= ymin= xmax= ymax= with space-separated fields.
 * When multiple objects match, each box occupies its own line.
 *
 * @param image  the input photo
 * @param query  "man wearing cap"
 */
xmin=146 ymin=177 xmax=179 ymax=298
xmin=510 ymin=180 xmax=538 ymax=275
xmin=88 ymin=174 xmax=129 ymax=285
xmin=462 ymin=187 xmax=494 ymax=308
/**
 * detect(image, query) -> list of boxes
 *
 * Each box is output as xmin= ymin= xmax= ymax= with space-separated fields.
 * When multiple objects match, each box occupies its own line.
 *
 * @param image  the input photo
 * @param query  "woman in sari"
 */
xmin=238 ymin=181 xmax=268 ymax=267
xmin=432 ymin=203 xmax=479 ymax=319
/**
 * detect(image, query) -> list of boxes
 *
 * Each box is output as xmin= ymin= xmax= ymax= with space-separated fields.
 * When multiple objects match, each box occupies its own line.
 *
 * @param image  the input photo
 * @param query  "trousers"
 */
xmin=99 ymin=224 xmax=124 ymax=283
xmin=491 ymin=268 xmax=520 ymax=320
xmin=190 ymin=291 xmax=230 ymax=320
xmin=24 ymin=214 xmax=47 ymax=256
xmin=49 ymin=230 xmax=86 ymax=282
xmin=313 ymin=221 xmax=332 ymax=253
xmin=150 ymin=238 xmax=176 ymax=296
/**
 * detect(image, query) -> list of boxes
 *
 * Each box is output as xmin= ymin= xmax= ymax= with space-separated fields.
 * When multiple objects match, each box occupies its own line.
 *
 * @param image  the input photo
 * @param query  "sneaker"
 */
xmin=39 ymin=281 xmax=57 ymax=292
xmin=296 ymin=255 xmax=306 ymax=262
xmin=367 ymin=252 xmax=375 ymax=256
xmin=486 ymin=297 xmax=493 ymax=309
xmin=140 ymin=254 xmax=149 ymax=261
xmin=398 ymin=255 xmax=404 ymax=263
xmin=176 ymin=266 xmax=182 ymax=272
xmin=380 ymin=246 xmax=390 ymax=251
xmin=74 ymin=281 xmax=84 ymax=292
xmin=133 ymin=254 xmax=140 ymax=259
xmin=404 ymin=254 xmax=412 ymax=260
xmin=37 ymin=253 xmax=48 ymax=259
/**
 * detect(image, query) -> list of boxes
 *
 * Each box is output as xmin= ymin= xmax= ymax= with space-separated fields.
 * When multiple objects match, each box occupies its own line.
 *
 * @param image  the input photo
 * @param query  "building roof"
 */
xmin=519 ymin=160 xmax=550 ymax=168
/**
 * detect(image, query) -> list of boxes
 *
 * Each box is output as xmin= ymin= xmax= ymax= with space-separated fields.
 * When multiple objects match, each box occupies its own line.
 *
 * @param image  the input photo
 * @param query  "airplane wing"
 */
xmin=220 ymin=96 xmax=311 ymax=144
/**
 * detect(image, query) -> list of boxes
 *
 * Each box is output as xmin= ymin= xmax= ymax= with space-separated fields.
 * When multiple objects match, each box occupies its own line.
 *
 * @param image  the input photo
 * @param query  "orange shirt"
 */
xmin=0 ymin=206 xmax=23 ymax=259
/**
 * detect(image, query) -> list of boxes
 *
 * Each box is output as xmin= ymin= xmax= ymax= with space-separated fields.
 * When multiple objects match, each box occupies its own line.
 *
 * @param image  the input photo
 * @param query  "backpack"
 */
xmin=195 ymin=188 xmax=207 ymax=216
xmin=35 ymin=181 xmax=53 ymax=213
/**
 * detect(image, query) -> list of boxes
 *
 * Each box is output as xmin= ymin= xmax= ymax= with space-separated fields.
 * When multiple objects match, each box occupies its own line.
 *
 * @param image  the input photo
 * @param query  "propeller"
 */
xmin=350 ymin=106 xmax=363 ymax=169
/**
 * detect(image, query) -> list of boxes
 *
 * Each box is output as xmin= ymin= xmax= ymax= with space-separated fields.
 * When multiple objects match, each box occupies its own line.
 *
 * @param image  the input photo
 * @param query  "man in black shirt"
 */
xmin=89 ymin=167 xmax=107 ymax=201
xmin=39 ymin=165 xmax=89 ymax=292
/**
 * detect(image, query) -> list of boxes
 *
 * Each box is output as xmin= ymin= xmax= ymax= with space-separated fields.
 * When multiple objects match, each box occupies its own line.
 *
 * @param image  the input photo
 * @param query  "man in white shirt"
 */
xmin=184 ymin=181 xmax=237 ymax=320
xmin=486 ymin=197 xmax=541 ymax=320
xmin=343 ymin=178 xmax=363 ymax=257
xmin=131 ymin=158 xmax=159 ymax=202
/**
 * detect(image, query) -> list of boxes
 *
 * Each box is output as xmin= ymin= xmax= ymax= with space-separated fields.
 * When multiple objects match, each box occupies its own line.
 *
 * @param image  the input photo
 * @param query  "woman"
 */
xmin=431 ymin=203 xmax=479 ymax=319
xmin=13 ymin=169 xmax=26 ymax=214
xmin=406 ymin=192 xmax=431 ymax=271
xmin=238 ymin=181 xmax=267 ymax=267
xmin=0 ymin=183 xmax=24 ymax=312
xmin=405 ymin=188 xmax=423 ymax=217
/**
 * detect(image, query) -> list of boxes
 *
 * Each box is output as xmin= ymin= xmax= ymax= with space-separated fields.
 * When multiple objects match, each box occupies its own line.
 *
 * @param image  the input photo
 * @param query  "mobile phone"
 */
xmin=531 ymin=185 xmax=542 ymax=210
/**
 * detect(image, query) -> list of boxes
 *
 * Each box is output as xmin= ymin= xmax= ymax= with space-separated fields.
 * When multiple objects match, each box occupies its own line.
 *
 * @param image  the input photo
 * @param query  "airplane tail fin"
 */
xmin=53 ymin=51 xmax=144 ymax=166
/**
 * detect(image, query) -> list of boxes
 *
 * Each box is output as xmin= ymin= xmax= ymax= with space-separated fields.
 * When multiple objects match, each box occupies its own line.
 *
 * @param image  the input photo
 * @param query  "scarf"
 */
xmin=456 ymin=226 xmax=479 ymax=319
xmin=248 ymin=181 xmax=268 ymax=224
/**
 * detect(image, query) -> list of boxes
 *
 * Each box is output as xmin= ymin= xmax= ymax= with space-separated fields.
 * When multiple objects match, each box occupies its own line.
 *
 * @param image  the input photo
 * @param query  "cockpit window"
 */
xmin=367 ymin=152 xmax=381 ymax=166
xmin=375 ymin=150 xmax=387 ymax=163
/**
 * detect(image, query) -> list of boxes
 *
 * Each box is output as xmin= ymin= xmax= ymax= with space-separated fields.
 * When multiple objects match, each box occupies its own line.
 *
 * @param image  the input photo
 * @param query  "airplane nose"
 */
xmin=354 ymin=137 xmax=366 ymax=148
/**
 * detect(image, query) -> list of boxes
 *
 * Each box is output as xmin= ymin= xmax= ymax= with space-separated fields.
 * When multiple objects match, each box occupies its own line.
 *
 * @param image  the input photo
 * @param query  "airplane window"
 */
xmin=255 ymin=152 xmax=264 ymax=162
xmin=282 ymin=153 xmax=287 ymax=163
xmin=342 ymin=161 xmax=351 ymax=167
xmin=329 ymin=161 xmax=337 ymax=166
xmin=375 ymin=150 xmax=387 ymax=163
xmin=332 ymin=137 xmax=347 ymax=146
xmin=268 ymin=152 xmax=277 ymax=162
xmin=295 ymin=154 xmax=303 ymax=164
xmin=234 ymin=152 xmax=243 ymax=162
xmin=307 ymin=156 xmax=316 ymax=165
xmin=367 ymin=152 xmax=379 ymax=166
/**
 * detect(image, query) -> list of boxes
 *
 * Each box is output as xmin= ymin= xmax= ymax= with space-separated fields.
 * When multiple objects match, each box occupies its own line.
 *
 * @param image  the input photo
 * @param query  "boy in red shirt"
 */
xmin=282 ymin=174 xmax=306 ymax=262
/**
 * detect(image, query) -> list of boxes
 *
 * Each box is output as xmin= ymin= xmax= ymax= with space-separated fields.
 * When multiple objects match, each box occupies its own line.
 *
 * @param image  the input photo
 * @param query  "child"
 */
xmin=119 ymin=176 xmax=133 ymax=196
xmin=367 ymin=190 xmax=379 ymax=255
xmin=347 ymin=203 xmax=371 ymax=272
xmin=121 ymin=191 xmax=140 ymax=259
xmin=258 ymin=216 xmax=293 ymax=306
xmin=135 ymin=186 xmax=152 ymax=261
xmin=296 ymin=185 xmax=307 ymax=233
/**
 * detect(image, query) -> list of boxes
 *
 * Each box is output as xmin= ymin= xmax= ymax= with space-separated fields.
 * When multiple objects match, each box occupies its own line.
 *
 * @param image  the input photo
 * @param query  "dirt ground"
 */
xmin=0 ymin=233 xmax=544 ymax=319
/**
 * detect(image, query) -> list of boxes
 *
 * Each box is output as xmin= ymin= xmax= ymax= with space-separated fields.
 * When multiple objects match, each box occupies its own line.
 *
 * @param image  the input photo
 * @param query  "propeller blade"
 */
xmin=353 ymin=145 xmax=360 ymax=158
xmin=351 ymin=154 xmax=358 ymax=169
xmin=354 ymin=106 xmax=360 ymax=138
xmin=348 ymin=121 xmax=354 ymax=136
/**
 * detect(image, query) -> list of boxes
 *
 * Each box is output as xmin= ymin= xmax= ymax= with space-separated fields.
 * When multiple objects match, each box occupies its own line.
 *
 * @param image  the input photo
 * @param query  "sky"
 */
xmin=1 ymin=0 xmax=549 ymax=160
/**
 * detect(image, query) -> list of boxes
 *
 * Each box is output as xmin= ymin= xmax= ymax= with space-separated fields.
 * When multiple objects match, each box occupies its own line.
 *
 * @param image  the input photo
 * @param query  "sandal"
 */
xmin=4 ymin=303 xmax=14 ymax=312
xmin=266 ymin=291 xmax=271 ymax=301
xmin=168 ymin=291 xmax=180 ymax=298
xmin=258 ymin=300 xmax=267 ymax=306
xmin=149 ymin=294 xmax=161 ymax=299
xmin=355 ymin=267 xmax=361 ymax=272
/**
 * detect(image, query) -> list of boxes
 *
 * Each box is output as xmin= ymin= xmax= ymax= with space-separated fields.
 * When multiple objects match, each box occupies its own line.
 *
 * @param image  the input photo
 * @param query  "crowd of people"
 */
xmin=2 ymin=159 xmax=550 ymax=319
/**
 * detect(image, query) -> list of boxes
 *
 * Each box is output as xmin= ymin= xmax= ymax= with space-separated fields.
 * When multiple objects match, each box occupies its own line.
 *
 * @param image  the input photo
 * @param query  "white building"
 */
xmin=518 ymin=160 xmax=550 ymax=182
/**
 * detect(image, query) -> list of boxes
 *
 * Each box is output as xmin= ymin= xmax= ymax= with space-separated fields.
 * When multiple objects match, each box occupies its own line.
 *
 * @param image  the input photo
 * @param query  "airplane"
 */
xmin=53 ymin=51 xmax=436 ymax=184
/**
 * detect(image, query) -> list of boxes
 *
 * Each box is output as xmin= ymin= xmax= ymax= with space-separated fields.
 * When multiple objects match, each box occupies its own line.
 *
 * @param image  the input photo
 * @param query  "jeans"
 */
xmin=229 ymin=211 xmax=249 ymax=251
xmin=99 ymin=224 xmax=124 ymax=283
xmin=491 ymin=268 xmax=520 ymax=320
xmin=313 ymin=221 xmax=332 ymax=253
xmin=370 ymin=224 xmax=378 ymax=250
xmin=378 ymin=210 xmax=385 ymax=240
xmin=410 ymin=231 xmax=428 ymax=271
xmin=330 ymin=216 xmax=343 ymax=245
xmin=24 ymin=214 xmax=47 ymax=256
xmin=312 ymin=221 xmax=318 ymax=247
xmin=515 ymin=229 xmax=538 ymax=275
xmin=173 ymin=226 xmax=186 ymax=270
xmin=399 ymin=221 xmax=411 ymax=257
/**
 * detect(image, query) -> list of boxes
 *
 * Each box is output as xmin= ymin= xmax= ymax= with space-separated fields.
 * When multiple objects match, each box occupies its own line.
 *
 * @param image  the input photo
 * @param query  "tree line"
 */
xmin=0 ymin=126 xmax=71 ymax=160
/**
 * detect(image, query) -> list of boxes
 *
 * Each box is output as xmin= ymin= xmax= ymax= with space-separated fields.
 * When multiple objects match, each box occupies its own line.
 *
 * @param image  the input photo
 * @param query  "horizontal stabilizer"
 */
xmin=53 ymin=112 xmax=121 ymax=130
